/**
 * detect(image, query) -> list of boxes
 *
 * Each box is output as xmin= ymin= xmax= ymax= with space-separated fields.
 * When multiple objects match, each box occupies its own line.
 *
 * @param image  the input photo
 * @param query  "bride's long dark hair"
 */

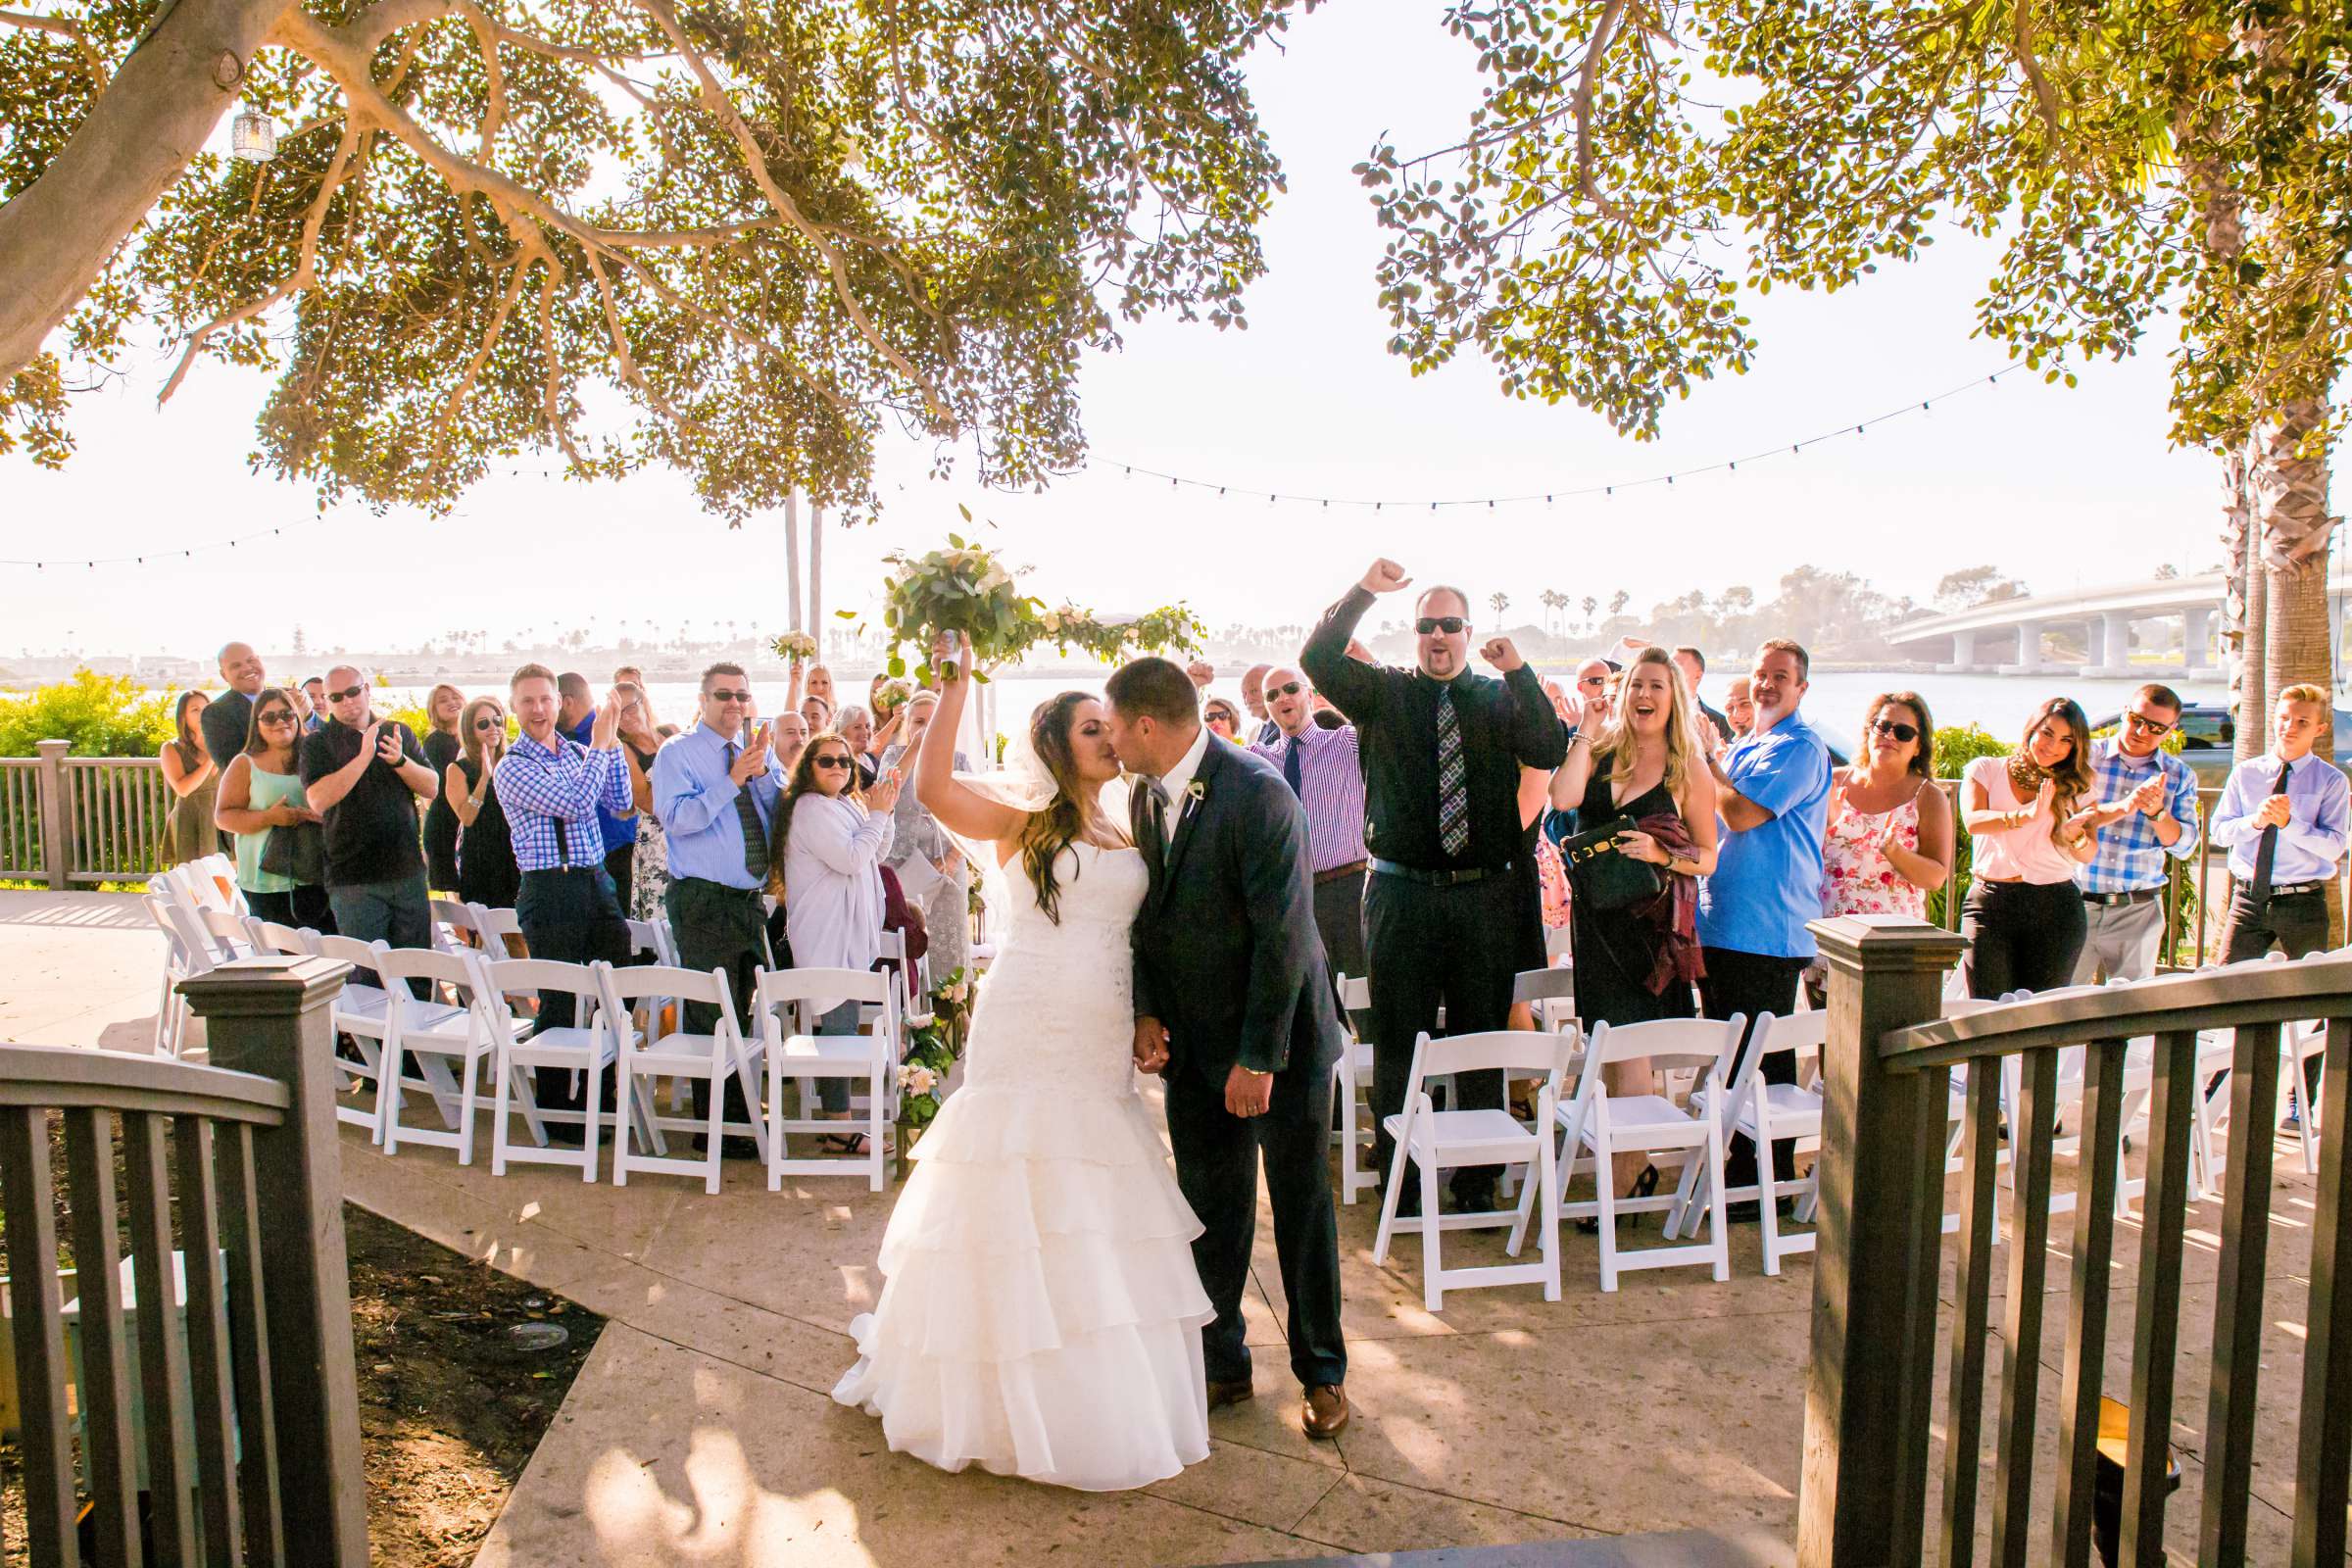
xmin=1020 ymin=692 xmax=1099 ymax=926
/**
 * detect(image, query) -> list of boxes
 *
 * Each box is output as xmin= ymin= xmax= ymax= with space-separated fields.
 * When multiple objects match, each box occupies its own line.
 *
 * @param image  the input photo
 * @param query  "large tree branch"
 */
xmin=0 ymin=0 xmax=296 ymax=383
xmin=276 ymin=4 xmax=857 ymax=419
xmin=1571 ymin=0 xmax=1633 ymax=222
xmin=158 ymin=121 xmax=368 ymax=403
xmin=628 ymin=0 xmax=955 ymax=427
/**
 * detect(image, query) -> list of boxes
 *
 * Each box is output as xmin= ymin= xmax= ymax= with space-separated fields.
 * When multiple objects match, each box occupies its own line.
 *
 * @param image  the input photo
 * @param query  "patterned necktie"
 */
xmin=1283 ymin=735 xmax=1305 ymax=797
xmin=726 ymin=742 xmax=769 ymax=881
xmin=1436 ymin=684 xmax=1470 ymax=857
xmin=2251 ymin=758 xmax=2291 ymax=903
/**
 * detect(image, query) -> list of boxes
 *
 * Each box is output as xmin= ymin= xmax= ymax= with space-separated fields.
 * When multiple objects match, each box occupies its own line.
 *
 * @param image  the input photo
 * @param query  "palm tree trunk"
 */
xmin=809 ymin=504 xmax=825 ymax=662
xmin=2252 ymin=393 xmax=2339 ymax=943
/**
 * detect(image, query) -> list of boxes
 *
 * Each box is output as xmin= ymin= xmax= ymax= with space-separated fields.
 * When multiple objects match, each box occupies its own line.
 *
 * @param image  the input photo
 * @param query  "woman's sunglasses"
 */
xmin=473 ymin=716 xmax=504 ymax=731
xmin=256 ymin=710 xmax=295 ymax=725
xmin=1870 ymin=718 xmax=1920 ymax=744
xmin=1416 ymin=616 xmax=1466 ymax=636
xmin=811 ymin=755 xmax=853 ymax=771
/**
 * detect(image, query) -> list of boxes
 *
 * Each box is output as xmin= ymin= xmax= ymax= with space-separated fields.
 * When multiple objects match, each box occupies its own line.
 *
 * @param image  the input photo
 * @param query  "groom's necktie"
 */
xmin=2252 ymin=759 xmax=2293 ymax=903
xmin=724 ymin=742 xmax=769 ymax=881
xmin=1144 ymin=779 xmax=1172 ymax=865
xmin=1436 ymin=684 xmax=1470 ymax=857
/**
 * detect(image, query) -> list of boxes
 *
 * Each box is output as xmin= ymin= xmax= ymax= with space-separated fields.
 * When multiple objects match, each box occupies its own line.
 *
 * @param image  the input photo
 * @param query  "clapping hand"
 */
xmin=1360 ymin=558 xmax=1411 ymax=595
xmin=589 ymin=691 xmax=623 ymax=750
xmin=369 ymin=722 xmax=402 ymax=766
xmin=867 ymin=768 xmax=903 ymax=815
xmin=1480 ymin=636 xmax=1525 ymax=673
xmin=2131 ymin=776 xmax=2168 ymax=816
xmin=2260 ymin=792 xmax=2295 ymax=829
xmin=731 ymin=724 xmax=771 ymax=783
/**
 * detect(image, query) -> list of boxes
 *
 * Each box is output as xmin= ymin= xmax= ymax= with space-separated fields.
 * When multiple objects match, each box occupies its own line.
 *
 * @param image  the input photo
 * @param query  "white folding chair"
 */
xmin=196 ymin=906 xmax=257 ymax=965
xmin=477 ymin=958 xmax=608 ymax=1180
xmin=1333 ymin=974 xmax=1380 ymax=1203
xmin=430 ymin=898 xmax=481 ymax=953
xmin=143 ymin=895 xmax=207 ymax=1057
xmin=756 ymin=967 xmax=899 ymax=1192
xmin=242 ymin=917 xmax=318 ymax=959
xmin=467 ymin=903 xmax=526 ymax=957
xmin=374 ymin=947 xmax=501 ymax=1161
xmin=1669 ymin=1010 xmax=1825 ymax=1274
xmin=195 ymin=853 xmax=247 ymax=915
xmin=597 ymin=962 xmax=770 ymax=1192
xmin=624 ymin=917 xmax=679 ymax=966
xmin=313 ymin=934 xmax=397 ymax=1133
xmin=1371 ymin=1029 xmax=1571 ymax=1310
xmin=1533 ymin=1015 xmax=1740 ymax=1292
xmin=1513 ymin=965 xmax=1580 ymax=1035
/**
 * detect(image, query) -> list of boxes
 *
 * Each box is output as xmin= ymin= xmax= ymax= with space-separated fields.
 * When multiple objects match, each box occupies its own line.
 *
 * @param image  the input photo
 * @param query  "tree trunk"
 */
xmin=784 ymin=491 xmax=803 ymax=634
xmin=2222 ymin=441 xmax=2260 ymax=757
xmin=0 ymin=0 xmax=294 ymax=381
xmin=809 ymin=504 xmax=825 ymax=662
xmin=2252 ymin=394 xmax=2339 ymax=943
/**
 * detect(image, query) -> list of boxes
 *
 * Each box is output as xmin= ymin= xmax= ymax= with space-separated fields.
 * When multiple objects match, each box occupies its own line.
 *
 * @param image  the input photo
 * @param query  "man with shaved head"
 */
xmin=1302 ymin=560 xmax=1569 ymax=1217
xmin=1249 ymin=665 xmax=1368 ymax=989
xmin=204 ymin=641 xmax=268 ymax=852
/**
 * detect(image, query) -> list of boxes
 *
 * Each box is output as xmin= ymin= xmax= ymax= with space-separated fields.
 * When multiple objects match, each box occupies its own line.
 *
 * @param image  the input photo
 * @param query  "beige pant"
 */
xmin=2072 ymin=895 xmax=2164 ymax=983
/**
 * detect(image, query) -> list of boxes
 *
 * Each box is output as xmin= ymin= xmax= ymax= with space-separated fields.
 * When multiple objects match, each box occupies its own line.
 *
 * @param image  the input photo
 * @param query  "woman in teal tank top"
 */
xmin=213 ymin=686 xmax=335 ymax=931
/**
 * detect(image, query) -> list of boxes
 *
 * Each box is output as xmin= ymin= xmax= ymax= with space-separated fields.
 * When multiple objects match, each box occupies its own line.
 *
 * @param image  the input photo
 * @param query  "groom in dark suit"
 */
xmin=1103 ymin=657 xmax=1350 ymax=1441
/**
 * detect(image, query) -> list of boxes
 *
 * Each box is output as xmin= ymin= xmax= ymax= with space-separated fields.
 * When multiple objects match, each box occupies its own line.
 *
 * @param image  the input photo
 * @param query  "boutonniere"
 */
xmin=1185 ymin=779 xmax=1208 ymax=807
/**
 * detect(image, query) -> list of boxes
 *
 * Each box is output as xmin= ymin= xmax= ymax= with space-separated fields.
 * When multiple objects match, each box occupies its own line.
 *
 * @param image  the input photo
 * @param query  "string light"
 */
xmin=3 ymin=508 xmax=349 ymax=570
xmin=1089 ymin=369 xmax=2012 ymax=512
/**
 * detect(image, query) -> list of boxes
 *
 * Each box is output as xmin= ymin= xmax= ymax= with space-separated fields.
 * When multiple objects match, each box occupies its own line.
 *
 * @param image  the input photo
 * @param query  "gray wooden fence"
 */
xmin=0 ymin=742 xmax=176 ymax=887
xmin=0 ymin=956 xmax=368 ymax=1565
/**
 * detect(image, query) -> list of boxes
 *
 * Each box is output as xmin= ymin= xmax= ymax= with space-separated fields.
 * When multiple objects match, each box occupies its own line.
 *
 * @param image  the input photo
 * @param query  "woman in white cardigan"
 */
xmin=780 ymin=730 xmax=901 ymax=1147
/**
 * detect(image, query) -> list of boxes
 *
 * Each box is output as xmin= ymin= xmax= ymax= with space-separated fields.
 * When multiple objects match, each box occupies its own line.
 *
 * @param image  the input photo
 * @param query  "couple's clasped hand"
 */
xmin=1129 ymin=1017 xmax=1275 ymax=1116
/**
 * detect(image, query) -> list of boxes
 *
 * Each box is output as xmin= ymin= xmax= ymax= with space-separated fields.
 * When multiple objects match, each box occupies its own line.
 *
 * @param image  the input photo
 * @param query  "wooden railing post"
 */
xmin=1799 ymin=914 xmax=1967 ymax=1568
xmin=33 ymin=739 xmax=67 ymax=891
xmin=177 ymin=956 xmax=368 ymax=1565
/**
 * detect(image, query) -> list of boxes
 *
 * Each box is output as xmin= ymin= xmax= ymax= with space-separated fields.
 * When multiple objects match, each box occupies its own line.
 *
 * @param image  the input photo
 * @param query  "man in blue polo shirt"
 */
xmin=1699 ymin=638 xmax=1833 ymax=1207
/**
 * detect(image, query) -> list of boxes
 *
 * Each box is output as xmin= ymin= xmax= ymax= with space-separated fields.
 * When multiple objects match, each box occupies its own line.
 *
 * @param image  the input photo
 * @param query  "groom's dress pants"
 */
xmin=1363 ymin=867 xmax=1516 ymax=1204
xmin=1164 ymin=1056 xmax=1348 ymax=1392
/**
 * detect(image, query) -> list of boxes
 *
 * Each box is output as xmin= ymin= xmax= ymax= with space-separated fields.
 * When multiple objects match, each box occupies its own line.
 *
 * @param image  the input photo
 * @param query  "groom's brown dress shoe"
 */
xmin=1301 ymin=1384 xmax=1349 ymax=1440
xmin=1207 ymin=1378 xmax=1254 ymax=1411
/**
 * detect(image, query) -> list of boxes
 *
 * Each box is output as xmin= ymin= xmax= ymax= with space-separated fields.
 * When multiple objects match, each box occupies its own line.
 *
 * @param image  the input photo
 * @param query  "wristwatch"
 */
xmin=1241 ymin=1065 xmax=1272 ymax=1079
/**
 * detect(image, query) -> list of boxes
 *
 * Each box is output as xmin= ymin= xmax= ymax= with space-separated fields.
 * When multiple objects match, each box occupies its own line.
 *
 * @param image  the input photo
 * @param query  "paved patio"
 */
xmin=0 ymin=892 xmax=2320 ymax=1565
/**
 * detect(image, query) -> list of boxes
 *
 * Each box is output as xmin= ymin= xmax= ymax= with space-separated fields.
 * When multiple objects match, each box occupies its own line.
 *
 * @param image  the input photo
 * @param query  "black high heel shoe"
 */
xmin=1576 ymin=1166 xmax=1660 ymax=1234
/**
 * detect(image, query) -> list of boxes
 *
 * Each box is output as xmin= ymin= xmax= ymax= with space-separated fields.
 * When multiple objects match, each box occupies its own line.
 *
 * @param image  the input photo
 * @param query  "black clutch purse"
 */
xmin=1557 ymin=820 xmax=1666 ymax=912
xmin=259 ymin=820 xmax=326 ymax=885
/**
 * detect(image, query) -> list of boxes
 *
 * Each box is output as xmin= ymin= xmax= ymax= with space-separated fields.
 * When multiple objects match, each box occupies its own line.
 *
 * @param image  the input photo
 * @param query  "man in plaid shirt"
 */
xmin=2073 ymin=683 xmax=2201 ymax=981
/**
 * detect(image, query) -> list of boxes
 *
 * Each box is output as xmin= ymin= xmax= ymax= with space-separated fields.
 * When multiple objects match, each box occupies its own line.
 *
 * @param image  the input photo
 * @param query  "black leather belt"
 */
xmin=2082 ymin=888 xmax=2160 ymax=907
xmin=1369 ymin=857 xmax=1512 ymax=886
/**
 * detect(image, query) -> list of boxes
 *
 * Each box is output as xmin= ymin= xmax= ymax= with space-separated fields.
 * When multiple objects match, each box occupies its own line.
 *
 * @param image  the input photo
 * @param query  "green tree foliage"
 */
xmin=0 ymin=669 xmax=178 ymax=757
xmin=2 ymin=0 xmax=1302 ymax=519
xmin=1357 ymin=0 xmax=2351 ymax=463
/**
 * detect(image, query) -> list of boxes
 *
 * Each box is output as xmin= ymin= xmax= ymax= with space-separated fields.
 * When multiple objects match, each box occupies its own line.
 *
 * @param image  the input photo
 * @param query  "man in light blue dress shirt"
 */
xmin=652 ymin=663 xmax=789 ymax=1101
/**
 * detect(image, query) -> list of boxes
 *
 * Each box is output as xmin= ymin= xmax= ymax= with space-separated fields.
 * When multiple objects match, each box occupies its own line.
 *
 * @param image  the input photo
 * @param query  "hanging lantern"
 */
xmin=230 ymin=109 xmax=276 ymax=163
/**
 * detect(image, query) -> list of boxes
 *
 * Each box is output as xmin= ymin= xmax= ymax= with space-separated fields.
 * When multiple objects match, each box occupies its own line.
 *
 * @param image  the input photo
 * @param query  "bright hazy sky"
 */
xmin=4 ymin=0 xmax=2221 ymax=661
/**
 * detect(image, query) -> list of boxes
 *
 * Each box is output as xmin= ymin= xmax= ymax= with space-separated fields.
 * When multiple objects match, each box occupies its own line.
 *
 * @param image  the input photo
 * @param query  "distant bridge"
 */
xmin=1886 ymin=566 xmax=2352 ymax=677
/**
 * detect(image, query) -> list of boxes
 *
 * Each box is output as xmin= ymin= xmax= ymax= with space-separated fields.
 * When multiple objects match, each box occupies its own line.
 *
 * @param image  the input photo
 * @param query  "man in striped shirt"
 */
xmin=2073 ymin=683 xmax=2201 ymax=982
xmin=498 ymin=663 xmax=635 ymax=1131
xmin=1249 ymin=665 xmax=1369 ymax=992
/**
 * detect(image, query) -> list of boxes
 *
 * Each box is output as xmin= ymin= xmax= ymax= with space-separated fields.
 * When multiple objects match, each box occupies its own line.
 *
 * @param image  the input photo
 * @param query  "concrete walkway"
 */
xmin=0 ymin=892 xmax=2317 ymax=1565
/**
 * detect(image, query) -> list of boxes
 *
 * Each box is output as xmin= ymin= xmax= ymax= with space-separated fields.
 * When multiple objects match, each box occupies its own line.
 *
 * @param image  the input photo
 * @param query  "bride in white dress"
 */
xmin=831 ymin=634 xmax=1213 ymax=1491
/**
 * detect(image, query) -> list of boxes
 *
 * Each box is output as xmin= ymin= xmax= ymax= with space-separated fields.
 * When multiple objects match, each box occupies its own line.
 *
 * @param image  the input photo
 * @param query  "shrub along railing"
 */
xmin=1799 ymin=915 xmax=2352 ymax=1567
xmin=0 ymin=957 xmax=368 ymax=1565
xmin=0 ymin=742 xmax=175 ymax=887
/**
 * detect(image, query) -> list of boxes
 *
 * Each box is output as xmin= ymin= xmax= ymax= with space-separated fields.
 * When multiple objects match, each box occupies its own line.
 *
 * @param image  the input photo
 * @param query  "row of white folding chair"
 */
xmin=142 ymin=894 xmax=211 ymax=1057
xmin=1510 ymin=1014 xmax=1739 ymax=1292
xmin=1373 ymin=1029 xmax=1571 ymax=1310
xmin=764 ymin=966 xmax=901 ymax=1193
xmin=1333 ymin=971 xmax=1522 ymax=1207
xmin=1665 ymin=1009 xmax=1825 ymax=1276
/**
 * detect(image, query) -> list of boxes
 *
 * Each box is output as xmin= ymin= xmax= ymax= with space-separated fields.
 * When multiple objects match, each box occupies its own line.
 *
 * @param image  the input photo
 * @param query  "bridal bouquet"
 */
xmin=769 ymin=630 xmax=818 ymax=662
xmin=877 ymin=531 xmax=1205 ymax=682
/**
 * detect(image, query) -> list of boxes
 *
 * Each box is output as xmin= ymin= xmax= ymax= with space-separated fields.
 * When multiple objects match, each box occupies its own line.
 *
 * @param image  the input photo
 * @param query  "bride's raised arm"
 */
xmin=914 ymin=632 xmax=1029 ymax=846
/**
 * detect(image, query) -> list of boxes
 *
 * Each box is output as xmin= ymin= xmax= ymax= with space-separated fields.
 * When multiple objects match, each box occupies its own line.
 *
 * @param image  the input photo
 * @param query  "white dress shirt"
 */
xmin=1148 ymin=724 xmax=1214 ymax=856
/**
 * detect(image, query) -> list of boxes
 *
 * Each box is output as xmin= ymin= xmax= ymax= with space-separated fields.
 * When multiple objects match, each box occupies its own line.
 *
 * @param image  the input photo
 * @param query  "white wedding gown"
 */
xmin=831 ymin=840 xmax=1214 ymax=1490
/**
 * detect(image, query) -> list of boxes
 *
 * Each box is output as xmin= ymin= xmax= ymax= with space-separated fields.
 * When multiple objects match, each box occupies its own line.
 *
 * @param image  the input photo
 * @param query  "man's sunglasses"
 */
xmin=708 ymin=688 xmax=752 ymax=704
xmin=2124 ymin=711 xmax=2175 ymax=736
xmin=327 ymin=685 xmax=367 ymax=703
xmin=1870 ymin=718 xmax=1921 ymax=745
xmin=1264 ymin=681 xmax=1304 ymax=700
xmin=810 ymin=755 xmax=854 ymax=771
xmin=1577 ymin=676 xmax=1607 ymax=689
xmin=1416 ymin=616 xmax=1466 ymax=636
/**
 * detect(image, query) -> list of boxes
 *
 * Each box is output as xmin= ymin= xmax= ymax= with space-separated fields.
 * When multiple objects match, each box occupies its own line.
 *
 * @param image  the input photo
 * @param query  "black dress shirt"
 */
xmin=1300 ymin=586 xmax=1569 ymax=871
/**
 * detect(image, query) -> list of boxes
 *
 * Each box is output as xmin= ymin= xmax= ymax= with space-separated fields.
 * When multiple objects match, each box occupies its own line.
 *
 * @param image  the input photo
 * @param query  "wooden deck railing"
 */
xmin=0 ymin=743 xmax=178 ymax=887
xmin=0 ymin=956 xmax=367 ymax=1565
xmin=1798 ymin=916 xmax=2352 ymax=1567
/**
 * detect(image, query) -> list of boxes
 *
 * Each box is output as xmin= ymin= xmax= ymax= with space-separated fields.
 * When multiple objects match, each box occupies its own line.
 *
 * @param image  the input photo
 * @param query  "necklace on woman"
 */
xmin=2006 ymin=755 xmax=2048 ymax=798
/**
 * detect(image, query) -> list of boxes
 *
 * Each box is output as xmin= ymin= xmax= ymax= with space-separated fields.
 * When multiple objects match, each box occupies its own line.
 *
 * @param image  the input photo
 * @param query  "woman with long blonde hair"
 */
xmin=1545 ymin=645 xmax=1720 ymax=1212
xmin=444 ymin=695 xmax=519 ymax=909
